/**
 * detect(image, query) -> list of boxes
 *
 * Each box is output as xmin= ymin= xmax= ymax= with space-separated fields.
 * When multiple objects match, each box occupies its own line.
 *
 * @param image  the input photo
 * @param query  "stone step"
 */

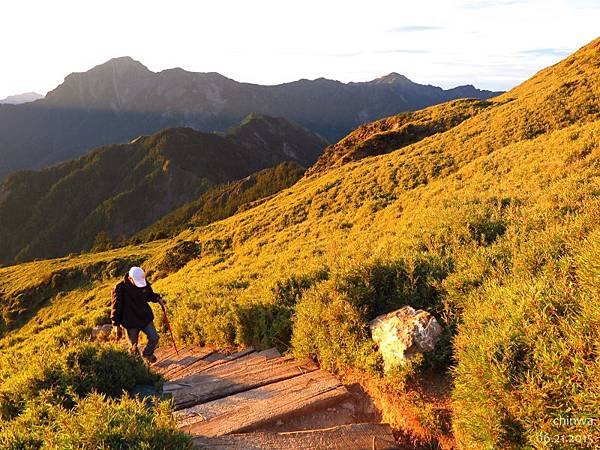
xmin=175 ymin=370 xmax=350 ymax=437
xmin=191 ymin=423 xmax=399 ymax=449
xmin=154 ymin=344 xmax=193 ymax=363
xmin=164 ymin=354 xmax=318 ymax=410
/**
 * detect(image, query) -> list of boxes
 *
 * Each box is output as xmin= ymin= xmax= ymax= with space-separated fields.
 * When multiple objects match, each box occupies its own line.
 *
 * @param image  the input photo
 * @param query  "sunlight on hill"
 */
xmin=0 ymin=37 xmax=598 ymax=448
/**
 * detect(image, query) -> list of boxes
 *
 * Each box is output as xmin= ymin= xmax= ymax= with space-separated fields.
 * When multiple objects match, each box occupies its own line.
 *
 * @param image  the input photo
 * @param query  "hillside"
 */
xmin=0 ymin=38 xmax=598 ymax=449
xmin=134 ymin=161 xmax=305 ymax=242
xmin=0 ymin=58 xmax=499 ymax=180
xmin=306 ymin=98 xmax=494 ymax=176
xmin=0 ymin=115 xmax=326 ymax=265
xmin=308 ymin=39 xmax=599 ymax=177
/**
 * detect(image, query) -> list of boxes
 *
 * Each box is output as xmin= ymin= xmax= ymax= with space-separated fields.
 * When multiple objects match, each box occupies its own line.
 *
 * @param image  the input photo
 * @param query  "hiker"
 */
xmin=111 ymin=266 xmax=165 ymax=363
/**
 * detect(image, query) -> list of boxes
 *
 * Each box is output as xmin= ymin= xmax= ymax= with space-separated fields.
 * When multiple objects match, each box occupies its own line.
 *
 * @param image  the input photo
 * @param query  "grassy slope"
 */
xmin=152 ymin=37 xmax=599 ymax=447
xmin=1 ymin=38 xmax=599 ymax=448
xmin=133 ymin=161 xmax=305 ymax=243
xmin=151 ymin=37 xmax=598 ymax=313
xmin=0 ymin=242 xmax=193 ymax=447
xmin=305 ymin=98 xmax=494 ymax=176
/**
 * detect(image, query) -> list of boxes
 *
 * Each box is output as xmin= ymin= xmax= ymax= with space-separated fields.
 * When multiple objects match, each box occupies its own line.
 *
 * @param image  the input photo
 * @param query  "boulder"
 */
xmin=369 ymin=306 xmax=442 ymax=371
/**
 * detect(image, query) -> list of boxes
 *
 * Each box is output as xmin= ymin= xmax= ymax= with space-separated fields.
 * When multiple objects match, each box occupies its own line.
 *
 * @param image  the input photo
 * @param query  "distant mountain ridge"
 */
xmin=0 ymin=92 xmax=44 ymax=104
xmin=0 ymin=57 xmax=500 ymax=180
xmin=0 ymin=114 xmax=326 ymax=264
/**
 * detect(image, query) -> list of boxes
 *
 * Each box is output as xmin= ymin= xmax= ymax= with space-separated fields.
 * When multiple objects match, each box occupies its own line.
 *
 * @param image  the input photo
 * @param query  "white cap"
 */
xmin=129 ymin=266 xmax=147 ymax=288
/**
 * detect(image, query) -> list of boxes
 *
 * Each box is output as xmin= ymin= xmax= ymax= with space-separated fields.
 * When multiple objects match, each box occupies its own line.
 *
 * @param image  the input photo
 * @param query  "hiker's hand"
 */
xmin=114 ymin=326 xmax=123 ymax=340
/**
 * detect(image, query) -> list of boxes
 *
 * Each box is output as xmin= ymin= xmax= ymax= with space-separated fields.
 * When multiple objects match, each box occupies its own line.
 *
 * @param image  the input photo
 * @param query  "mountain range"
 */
xmin=0 ymin=92 xmax=44 ymax=105
xmin=0 ymin=57 xmax=500 ymax=180
xmin=0 ymin=114 xmax=326 ymax=264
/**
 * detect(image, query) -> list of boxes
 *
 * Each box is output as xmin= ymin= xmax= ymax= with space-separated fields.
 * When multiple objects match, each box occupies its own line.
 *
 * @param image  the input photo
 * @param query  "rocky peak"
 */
xmin=370 ymin=72 xmax=414 ymax=85
xmin=44 ymin=57 xmax=154 ymax=109
xmin=89 ymin=56 xmax=151 ymax=75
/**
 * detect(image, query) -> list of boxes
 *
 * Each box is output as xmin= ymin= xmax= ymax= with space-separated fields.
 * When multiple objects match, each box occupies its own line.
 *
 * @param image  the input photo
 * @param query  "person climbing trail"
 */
xmin=111 ymin=266 xmax=165 ymax=363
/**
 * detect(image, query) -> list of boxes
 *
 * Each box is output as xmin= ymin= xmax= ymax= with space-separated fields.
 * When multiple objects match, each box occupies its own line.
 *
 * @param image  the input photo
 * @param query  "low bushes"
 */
xmin=152 ymin=240 xmax=202 ymax=276
xmin=291 ymin=281 xmax=381 ymax=374
xmin=0 ymin=392 xmax=190 ymax=449
xmin=0 ymin=343 xmax=159 ymax=420
xmin=452 ymin=228 xmax=600 ymax=448
xmin=0 ymin=342 xmax=189 ymax=449
xmin=291 ymin=255 xmax=450 ymax=376
xmin=235 ymin=271 xmax=328 ymax=350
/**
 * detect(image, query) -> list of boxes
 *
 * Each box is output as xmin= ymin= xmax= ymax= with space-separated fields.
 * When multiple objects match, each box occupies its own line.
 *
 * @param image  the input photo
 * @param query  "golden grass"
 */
xmin=1 ymin=37 xmax=599 ymax=448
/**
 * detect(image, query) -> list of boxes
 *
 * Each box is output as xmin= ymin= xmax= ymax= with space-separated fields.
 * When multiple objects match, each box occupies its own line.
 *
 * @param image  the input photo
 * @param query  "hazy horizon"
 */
xmin=1 ymin=0 xmax=598 ymax=99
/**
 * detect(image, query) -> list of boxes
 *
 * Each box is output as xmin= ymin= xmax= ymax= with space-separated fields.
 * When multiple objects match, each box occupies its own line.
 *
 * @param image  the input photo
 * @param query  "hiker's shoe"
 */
xmin=143 ymin=354 xmax=157 ymax=364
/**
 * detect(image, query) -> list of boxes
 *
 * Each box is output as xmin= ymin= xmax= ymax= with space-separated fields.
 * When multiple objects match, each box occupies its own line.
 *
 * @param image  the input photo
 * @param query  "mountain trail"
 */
xmin=152 ymin=346 xmax=403 ymax=449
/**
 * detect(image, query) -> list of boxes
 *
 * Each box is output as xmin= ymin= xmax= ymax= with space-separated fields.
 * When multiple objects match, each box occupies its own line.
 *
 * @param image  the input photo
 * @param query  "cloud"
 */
xmin=374 ymin=48 xmax=431 ymax=54
xmin=517 ymin=48 xmax=573 ymax=57
xmin=322 ymin=52 xmax=364 ymax=58
xmin=276 ymin=50 xmax=363 ymax=58
xmin=462 ymin=0 xmax=527 ymax=9
xmin=387 ymin=25 xmax=443 ymax=32
xmin=567 ymin=0 xmax=600 ymax=8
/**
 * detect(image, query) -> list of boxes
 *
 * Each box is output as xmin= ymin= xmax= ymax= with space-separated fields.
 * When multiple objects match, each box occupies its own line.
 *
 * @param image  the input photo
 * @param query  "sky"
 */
xmin=0 ymin=0 xmax=598 ymax=99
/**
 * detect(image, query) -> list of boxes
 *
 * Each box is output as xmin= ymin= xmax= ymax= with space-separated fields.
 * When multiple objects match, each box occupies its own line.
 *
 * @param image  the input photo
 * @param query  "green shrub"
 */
xmin=0 ymin=340 xmax=186 ymax=449
xmin=170 ymin=293 xmax=238 ymax=348
xmin=0 ymin=392 xmax=190 ymax=449
xmin=235 ymin=271 xmax=328 ymax=350
xmin=235 ymin=302 xmax=295 ymax=351
xmin=0 ymin=343 xmax=159 ymax=420
xmin=452 ymin=236 xmax=600 ymax=448
xmin=63 ymin=344 xmax=160 ymax=398
xmin=154 ymin=240 xmax=202 ymax=276
xmin=291 ymin=282 xmax=381 ymax=374
xmin=333 ymin=255 xmax=447 ymax=318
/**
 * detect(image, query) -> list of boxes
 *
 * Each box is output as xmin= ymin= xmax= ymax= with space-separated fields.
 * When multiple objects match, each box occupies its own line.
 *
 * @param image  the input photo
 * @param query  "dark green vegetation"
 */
xmin=0 ymin=114 xmax=325 ymax=265
xmin=0 ymin=56 xmax=499 ymax=180
xmin=135 ymin=161 xmax=305 ymax=242
xmin=0 ymin=38 xmax=599 ymax=449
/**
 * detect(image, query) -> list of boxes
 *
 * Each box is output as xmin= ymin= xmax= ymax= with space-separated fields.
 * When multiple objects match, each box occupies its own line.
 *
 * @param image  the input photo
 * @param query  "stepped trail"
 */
xmin=151 ymin=346 xmax=401 ymax=449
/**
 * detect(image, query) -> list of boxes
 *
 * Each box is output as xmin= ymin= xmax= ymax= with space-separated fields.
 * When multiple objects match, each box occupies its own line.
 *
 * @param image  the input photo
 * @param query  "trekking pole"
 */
xmin=161 ymin=304 xmax=179 ymax=356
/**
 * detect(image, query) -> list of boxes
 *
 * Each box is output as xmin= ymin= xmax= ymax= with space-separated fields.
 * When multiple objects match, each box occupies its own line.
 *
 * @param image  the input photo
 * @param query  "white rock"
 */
xmin=370 ymin=306 xmax=442 ymax=372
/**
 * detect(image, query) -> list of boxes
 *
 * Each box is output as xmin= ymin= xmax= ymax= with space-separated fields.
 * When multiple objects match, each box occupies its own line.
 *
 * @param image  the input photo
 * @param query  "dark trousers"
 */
xmin=126 ymin=322 xmax=159 ymax=357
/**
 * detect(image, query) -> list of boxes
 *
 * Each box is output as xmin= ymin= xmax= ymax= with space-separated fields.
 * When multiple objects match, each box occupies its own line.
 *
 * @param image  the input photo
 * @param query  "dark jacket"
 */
xmin=111 ymin=275 xmax=160 ymax=329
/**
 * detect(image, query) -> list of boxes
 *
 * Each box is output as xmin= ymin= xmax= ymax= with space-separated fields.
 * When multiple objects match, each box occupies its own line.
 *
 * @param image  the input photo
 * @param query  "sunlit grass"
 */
xmin=0 ymin=38 xmax=598 ymax=448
